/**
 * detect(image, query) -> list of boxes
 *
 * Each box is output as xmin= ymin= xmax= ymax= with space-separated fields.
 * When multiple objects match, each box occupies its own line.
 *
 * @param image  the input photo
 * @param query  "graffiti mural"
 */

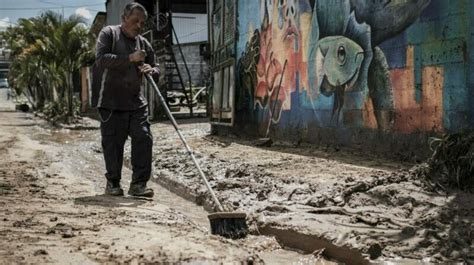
xmin=238 ymin=0 xmax=311 ymax=135
xmin=236 ymin=0 xmax=470 ymax=137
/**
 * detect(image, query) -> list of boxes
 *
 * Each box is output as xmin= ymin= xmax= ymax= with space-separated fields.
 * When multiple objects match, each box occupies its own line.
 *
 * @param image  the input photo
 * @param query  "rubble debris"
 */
xmin=413 ymin=133 xmax=474 ymax=192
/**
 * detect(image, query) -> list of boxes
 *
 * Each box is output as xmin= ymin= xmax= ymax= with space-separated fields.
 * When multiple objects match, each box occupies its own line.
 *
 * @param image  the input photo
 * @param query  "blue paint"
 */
xmin=300 ymin=90 xmax=335 ymax=127
xmin=443 ymin=64 xmax=469 ymax=131
xmin=445 ymin=111 xmax=470 ymax=133
xmin=469 ymin=0 xmax=474 ymax=128
xmin=443 ymin=62 xmax=467 ymax=92
xmin=414 ymin=45 xmax=423 ymax=103
xmin=236 ymin=0 xmax=261 ymax=61
xmin=379 ymin=33 xmax=407 ymax=69
xmin=406 ymin=20 xmax=436 ymax=45
xmin=419 ymin=0 xmax=442 ymax=22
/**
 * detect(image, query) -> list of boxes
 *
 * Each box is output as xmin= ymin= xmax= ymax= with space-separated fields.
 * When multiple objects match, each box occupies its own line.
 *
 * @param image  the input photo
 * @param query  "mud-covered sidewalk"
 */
xmin=146 ymin=120 xmax=473 ymax=264
xmin=0 ymin=110 xmax=472 ymax=264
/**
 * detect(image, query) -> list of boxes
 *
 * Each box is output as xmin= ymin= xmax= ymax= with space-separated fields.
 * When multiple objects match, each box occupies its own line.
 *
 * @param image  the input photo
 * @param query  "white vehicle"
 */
xmin=0 ymin=78 xmax=8 ymax=89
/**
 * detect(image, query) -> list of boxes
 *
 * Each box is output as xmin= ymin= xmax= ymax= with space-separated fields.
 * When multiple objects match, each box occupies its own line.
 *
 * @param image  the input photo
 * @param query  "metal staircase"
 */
xmin=151 ymin=24 xmax=194 ymax=117
xmin=163 ymin=43 xmax=193 ymax=115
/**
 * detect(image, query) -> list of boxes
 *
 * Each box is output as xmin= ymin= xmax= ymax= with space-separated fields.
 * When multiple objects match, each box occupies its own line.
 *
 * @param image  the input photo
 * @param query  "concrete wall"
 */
xmin=224 ymin=0 xmax=473 ymax=157
xmin=172 ymin=43 xmax=210 ymax=86
xmin=172 ymin=13 xmax=208 ymax=44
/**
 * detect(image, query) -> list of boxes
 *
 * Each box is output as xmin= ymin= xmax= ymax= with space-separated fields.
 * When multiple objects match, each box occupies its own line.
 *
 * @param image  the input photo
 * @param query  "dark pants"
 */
xmin=99 ymin=107 xmax=153 ymax=187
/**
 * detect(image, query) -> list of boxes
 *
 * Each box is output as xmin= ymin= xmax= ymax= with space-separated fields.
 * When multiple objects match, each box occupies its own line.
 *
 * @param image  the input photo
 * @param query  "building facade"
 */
xmin=209 ymin=0 xmax=474 ymax=157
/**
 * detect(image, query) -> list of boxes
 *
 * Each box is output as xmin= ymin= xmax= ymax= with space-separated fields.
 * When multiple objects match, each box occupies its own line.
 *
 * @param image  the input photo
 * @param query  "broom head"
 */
xmin=208 ymin=212 xmax=248 ymax=239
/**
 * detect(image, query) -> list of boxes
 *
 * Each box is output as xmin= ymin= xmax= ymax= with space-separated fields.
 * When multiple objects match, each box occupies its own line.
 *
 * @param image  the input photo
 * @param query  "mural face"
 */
xmin=237 ymin=0 xmax=466 ymax=136
xmin=238 ymin=0 xmax=311 ymax=134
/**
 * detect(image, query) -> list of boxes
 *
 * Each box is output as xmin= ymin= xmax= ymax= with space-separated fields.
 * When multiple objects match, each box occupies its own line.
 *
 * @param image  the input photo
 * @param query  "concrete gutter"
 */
xmin=152 ymin=173 xmax=373 ymax=264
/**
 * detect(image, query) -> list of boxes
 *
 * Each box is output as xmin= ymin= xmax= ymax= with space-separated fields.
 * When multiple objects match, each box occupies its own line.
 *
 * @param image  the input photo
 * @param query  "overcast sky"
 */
xmin=0 ymin=0 xmax=106 ymax=29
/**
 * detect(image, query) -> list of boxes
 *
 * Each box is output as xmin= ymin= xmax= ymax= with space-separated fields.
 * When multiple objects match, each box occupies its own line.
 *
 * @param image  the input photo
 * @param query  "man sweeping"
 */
xmin=94 ymin=2 xmax=159 ymax=197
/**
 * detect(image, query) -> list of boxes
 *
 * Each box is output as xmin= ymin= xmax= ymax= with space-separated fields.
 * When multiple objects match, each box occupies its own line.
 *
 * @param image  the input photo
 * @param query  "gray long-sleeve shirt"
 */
xmin=95 ymin=25 xmax=160 ymax=110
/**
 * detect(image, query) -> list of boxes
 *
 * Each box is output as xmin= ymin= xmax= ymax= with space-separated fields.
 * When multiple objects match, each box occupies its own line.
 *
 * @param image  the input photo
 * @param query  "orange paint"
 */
xmin=391 ymin=46 xmax=444 ymax=133
xmin=363 ymin=98 xmax=378 ymax=129
xmin=421 ymin=67 xmax=444 ymax=132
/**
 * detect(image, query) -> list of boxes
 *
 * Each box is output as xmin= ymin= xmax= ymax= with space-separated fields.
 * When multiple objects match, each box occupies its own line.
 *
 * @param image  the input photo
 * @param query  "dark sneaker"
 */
xmin=128 ymin=185 xmax=154 ymax=198
xmin=105 ymin=181 xmax=124 ymax=196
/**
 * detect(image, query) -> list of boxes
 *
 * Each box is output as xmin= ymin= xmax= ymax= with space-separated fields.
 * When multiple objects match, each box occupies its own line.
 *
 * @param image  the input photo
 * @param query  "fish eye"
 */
xmin=337 ymin=45 xmax=346 ymax=65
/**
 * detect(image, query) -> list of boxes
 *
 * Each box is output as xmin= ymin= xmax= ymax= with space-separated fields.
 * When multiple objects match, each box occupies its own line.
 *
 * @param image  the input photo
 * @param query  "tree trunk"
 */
xmin=67 ymin=71 xmax=73 ymax=122
xmin=25 ymin=86 xmax=37 ymax=110
xmin=36 ymin=80 xmax=45 ymax=110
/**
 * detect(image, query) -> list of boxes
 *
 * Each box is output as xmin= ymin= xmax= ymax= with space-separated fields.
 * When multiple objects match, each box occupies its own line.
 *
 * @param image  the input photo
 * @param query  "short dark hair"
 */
xmin=122 ymin=2 xmax=148 ymax=19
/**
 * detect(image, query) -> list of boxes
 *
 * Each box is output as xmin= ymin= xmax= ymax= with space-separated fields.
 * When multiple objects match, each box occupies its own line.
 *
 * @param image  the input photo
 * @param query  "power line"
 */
xmin=40 ymin=2 xmax=105 ymax=8
xmin=0 ymin=3 xmax=104 ymax=10
xmin=176 ymin=28 xmax=207 ymax=40
xmin=0 ymin=7 xmax=61 ymax=10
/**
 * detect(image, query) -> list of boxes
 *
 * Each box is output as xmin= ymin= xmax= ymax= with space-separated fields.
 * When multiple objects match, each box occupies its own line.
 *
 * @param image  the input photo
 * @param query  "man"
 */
xmin=94 ymin=2 xmax=159 ymax=197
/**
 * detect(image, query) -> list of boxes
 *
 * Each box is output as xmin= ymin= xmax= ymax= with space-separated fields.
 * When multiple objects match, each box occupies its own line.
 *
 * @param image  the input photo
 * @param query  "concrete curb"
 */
xmin=151 ymin=173 xmax=371 ymax=264
xmin=258 ymin=224 xmax=369 ymax=265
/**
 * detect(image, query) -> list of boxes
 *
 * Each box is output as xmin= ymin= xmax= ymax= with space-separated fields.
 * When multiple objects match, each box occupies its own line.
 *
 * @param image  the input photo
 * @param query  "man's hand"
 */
xmin=138 ymin=64 xmax=154 ymax=74
xmin=129 ymin=49 xmax=146 ymax=62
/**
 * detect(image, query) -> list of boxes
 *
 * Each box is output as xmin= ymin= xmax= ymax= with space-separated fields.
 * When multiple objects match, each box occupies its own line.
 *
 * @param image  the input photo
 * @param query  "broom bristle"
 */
xmin=208 ymin=212 xmax=248 ymax=239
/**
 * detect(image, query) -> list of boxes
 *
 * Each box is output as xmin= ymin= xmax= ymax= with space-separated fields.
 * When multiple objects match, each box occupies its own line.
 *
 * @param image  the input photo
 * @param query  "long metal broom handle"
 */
xmin=145 ymin=74 xmax=224 ymax=212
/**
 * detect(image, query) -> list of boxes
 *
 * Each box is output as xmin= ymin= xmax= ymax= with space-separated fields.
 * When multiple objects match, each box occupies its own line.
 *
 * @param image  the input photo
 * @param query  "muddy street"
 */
xmin=0 ymin=111 xmax=331 ymax=264
xmin=149 ymin=124 xmax=473 ymax=263
xmin=0 ymin=110 xmax=473 ymax=264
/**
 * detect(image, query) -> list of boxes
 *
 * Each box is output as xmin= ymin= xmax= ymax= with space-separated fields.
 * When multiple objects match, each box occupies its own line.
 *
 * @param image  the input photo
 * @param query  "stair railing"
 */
xmin=171 ymin=24 xmax=193 ymax=116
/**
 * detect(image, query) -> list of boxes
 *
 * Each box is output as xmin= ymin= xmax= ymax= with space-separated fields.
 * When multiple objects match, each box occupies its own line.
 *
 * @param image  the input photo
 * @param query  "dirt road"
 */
xmin=0 ymin=106 xmax=472 ymax=264
xmin=0 ymin=110 xmax=334 ymax=264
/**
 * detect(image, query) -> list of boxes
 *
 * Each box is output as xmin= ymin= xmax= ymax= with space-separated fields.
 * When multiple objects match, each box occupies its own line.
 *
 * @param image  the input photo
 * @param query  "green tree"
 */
xmin=4 ymin=11 xmax=94 ymax=122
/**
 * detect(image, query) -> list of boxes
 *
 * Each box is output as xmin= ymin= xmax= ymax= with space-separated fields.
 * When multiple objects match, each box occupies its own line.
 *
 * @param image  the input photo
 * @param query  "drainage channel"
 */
xmin=152 ymin=177 xmax=446 ymax=265
xmin=150 ymin=175 xmax=331 ymax=264
xmin=150 ymin=163 xmax=444 ymax=265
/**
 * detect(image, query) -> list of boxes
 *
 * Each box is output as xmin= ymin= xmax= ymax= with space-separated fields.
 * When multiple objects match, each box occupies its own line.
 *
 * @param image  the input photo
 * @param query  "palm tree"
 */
xmin=4 ymin=11 xmax=94 ymax=122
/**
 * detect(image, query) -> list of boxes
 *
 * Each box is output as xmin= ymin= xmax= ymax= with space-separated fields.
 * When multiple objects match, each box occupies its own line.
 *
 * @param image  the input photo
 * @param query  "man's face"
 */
xmin=122 ymin=9 xmax=146 ymax=38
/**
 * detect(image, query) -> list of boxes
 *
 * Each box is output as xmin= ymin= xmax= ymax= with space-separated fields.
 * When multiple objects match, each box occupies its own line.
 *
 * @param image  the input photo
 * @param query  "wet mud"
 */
xmin=145 ymin=121 xmax=473 ymax=264
xmin=0 ymin=112 xmax=333 ymax=264
xmin=1 ymin=111 xmax=472 ymax=264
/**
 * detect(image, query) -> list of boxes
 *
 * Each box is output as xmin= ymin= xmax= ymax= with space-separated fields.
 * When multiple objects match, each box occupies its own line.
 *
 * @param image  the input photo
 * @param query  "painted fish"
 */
xmin=317 ymin=36 xmax=365 ymax=96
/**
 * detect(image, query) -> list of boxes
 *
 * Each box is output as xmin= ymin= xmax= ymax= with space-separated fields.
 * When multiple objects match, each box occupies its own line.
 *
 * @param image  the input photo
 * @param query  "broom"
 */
xmin=255 ymin=59 xmax=287 ymax=147
xmin=144 ymin=73 xmax=248 ymax=239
